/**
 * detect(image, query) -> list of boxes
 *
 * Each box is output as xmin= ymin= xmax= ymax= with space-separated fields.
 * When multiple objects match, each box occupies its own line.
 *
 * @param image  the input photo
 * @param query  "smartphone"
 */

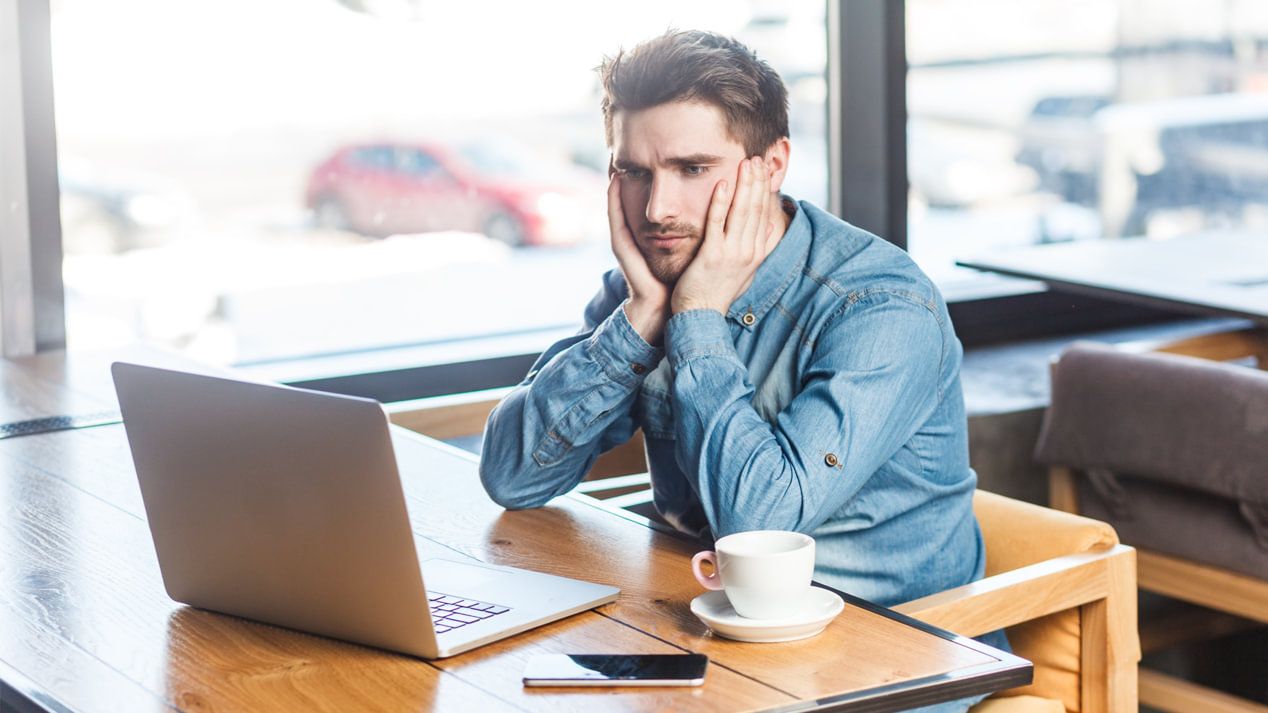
xmin=522 ymin=653 xmax=708 ymax=687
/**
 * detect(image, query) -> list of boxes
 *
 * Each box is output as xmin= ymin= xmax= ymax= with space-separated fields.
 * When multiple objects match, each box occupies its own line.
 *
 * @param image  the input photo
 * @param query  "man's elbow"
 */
xmin=478 ymin=462 xmax=547 ymax=510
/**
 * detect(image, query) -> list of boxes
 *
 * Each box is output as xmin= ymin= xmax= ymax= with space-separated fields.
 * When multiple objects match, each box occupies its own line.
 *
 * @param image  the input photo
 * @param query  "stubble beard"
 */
xmin=638 ymin=221 xmax=703 ymax=286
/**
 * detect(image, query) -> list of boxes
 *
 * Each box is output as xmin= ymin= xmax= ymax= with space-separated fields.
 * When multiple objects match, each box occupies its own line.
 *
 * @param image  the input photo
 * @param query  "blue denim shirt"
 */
xmin=480 ymin=199 xmax=996 ymax=617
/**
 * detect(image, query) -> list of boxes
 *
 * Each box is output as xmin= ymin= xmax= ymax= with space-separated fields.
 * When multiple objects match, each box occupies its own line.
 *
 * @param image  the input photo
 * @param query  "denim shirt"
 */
xmin=480 ymin=199 xmax=993 ymax=613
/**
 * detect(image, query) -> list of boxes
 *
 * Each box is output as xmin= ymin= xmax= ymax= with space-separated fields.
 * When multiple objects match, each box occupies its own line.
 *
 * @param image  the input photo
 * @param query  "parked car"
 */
xmin=1016 ymin=92 xmax=1268 ymax=236
xmin=59 ymin=164 xmax=194 ymax=254
xmin=1014 ymin=94 xmax=1112 ymax=206
xmin=304 ymin=138 xmax=603 ymax=246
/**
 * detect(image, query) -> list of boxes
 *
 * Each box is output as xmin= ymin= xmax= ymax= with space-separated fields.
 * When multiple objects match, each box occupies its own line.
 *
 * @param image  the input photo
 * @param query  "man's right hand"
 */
xmin=608 ymin=174 xmax=670 ymax=346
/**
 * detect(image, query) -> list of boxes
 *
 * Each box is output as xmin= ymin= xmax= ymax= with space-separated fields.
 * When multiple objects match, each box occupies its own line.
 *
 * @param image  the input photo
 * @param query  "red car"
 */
xmin=304 ymin=139 xmax=602 ymax=246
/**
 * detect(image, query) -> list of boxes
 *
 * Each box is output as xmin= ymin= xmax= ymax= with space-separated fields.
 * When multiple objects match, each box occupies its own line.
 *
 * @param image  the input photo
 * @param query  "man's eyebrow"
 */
xmin=613 ymin=154 xmax=725 ymax=171
xmin=665 ymin=153 xmax=724 ymax=168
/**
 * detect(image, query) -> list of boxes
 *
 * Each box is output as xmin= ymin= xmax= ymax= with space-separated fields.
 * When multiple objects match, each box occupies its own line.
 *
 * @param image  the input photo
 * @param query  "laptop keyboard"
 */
xmin=428 ymin=592 xmax=511 ymax=634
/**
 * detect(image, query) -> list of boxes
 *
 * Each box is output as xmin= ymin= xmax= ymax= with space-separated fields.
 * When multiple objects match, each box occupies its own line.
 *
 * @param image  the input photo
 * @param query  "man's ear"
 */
xmin=764 ymin=138 xmax=792 ymax=193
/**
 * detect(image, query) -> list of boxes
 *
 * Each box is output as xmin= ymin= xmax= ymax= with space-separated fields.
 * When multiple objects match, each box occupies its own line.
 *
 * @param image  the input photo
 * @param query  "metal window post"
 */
xmin=1 ymin=0 xmax=65 ymax=357
xmin=827 ymin=0 xmax=908 ymax=248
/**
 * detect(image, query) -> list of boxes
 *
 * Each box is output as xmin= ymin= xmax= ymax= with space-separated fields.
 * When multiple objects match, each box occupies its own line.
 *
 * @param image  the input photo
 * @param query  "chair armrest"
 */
xmin=894 ymin=544 xmax=1135 ymax=639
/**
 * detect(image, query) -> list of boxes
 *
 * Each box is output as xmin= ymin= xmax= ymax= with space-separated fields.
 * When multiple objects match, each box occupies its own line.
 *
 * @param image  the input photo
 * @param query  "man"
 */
xmin=479 ymin=29 xmax=1006 ymax=662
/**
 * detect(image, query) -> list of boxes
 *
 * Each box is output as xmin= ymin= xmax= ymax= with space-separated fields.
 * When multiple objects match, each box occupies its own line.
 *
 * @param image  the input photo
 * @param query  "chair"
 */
xmin=1033 ymin=341 xmax=1268 ymax=713
xmin=897 ymin=491 xmax=1139 ymax=713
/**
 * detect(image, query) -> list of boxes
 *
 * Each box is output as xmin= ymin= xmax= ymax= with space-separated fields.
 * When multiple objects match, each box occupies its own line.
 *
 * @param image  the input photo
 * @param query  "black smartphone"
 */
xmin=522 ymin=653 xmax=708 ymax=687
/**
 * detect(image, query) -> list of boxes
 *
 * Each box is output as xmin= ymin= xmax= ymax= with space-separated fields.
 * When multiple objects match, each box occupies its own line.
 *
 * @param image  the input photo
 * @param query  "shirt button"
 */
xmin=824 ymin=453 xmax=840 ymax=467
xmin=631 ymin=363 xmax=647 ymax=375
xmin=741 ymin=311 xmax=756 ymax=326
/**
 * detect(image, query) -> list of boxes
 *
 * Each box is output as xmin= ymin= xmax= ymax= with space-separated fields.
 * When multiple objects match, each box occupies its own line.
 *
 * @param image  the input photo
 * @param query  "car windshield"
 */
xmin=458 ymin=142 xmax=534 ymax=178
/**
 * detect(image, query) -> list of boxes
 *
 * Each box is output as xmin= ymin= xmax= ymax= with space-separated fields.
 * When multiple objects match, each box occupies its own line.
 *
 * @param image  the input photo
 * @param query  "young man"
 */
xmin=479 ymin=29 xmax=1005 ymax=659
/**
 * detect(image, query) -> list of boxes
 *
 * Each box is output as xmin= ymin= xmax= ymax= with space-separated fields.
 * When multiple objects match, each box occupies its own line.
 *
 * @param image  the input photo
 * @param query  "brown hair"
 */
xmin=599 ymin=30 xmax=790 ymax=156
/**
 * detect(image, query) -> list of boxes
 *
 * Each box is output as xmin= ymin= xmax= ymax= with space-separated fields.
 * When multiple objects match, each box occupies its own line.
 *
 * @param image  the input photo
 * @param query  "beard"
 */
xmin=637 ymin=220 xmax=704 ymax=285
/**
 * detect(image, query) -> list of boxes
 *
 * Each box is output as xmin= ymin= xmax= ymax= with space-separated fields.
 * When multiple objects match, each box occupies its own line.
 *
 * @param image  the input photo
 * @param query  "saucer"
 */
xmin=690 ymin=587 xmax=845 ymax=643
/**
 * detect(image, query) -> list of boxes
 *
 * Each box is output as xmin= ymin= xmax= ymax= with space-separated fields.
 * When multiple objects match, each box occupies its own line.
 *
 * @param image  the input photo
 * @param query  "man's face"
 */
xmin=612 ymin=101 xmax=749 ymax=285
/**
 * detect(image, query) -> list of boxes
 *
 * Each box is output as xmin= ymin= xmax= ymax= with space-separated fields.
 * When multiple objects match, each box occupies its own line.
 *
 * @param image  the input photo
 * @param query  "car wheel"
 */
xmin=313 ymin=194 xmax=351 ymax=232
xmin=482 ymin=211 xmax=526 ymax=246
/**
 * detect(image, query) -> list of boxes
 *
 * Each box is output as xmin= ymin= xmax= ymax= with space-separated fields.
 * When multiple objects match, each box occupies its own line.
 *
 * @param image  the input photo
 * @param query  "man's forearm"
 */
xmin=479 ymin=306 xmax=662 ymax=509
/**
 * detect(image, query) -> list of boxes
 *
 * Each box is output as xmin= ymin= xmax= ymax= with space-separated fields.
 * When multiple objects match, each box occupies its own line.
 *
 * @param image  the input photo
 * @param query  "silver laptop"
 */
xmin=111 ymin=361 xmax=618 ymax=659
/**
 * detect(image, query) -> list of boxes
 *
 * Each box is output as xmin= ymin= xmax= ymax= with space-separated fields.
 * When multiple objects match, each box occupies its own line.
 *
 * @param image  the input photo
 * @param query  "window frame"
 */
xmin=6 ymin=0 xmax=1185 ymax=396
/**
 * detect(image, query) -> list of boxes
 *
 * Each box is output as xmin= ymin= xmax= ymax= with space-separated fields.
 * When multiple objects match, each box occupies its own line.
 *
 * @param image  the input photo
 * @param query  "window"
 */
xmin=50 ymin=0 xmax=827 ymax=370
xmin=906 ymin=0 xmax=1268 ymax=301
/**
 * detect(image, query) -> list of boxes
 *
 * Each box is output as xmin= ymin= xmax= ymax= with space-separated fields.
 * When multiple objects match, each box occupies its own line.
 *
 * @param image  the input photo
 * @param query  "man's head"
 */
xmin=600 ymin=30 xmax=791 ymax=284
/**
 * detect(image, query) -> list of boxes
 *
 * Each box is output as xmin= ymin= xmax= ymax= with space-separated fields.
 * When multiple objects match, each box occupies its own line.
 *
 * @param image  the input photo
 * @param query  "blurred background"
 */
xmin=47 ymin=0 xmax=1268 ymax=367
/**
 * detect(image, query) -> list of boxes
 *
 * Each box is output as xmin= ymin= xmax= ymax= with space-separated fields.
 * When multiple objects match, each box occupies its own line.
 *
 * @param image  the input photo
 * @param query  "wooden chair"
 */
xmin=1036 ymin=342 xmax=1268 ymax=713
xmin=897 ymin=491 xmax=1139 ymax=713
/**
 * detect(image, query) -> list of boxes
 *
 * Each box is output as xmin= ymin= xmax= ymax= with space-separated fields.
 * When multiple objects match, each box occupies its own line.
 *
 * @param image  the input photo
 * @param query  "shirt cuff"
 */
xmin=666 ymin=309 xmax=738 ymax=368
xmin=586 ymin=302 xmax=664 ymax=386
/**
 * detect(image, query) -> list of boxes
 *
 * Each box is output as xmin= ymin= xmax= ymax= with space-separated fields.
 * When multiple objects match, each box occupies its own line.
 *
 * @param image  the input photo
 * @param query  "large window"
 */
xmin=907 ymin=0 xmax=1268 ymax=299
xmin=50 ymin=0 xmax=827 ymax=368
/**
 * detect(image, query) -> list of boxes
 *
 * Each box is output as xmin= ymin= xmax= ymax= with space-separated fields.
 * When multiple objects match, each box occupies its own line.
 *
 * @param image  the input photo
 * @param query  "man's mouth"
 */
xmin=644 ymin=234 xmax=688 ymax=248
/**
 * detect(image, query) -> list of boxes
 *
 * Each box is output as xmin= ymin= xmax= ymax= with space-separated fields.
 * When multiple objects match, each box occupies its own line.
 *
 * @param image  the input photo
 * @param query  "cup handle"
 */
xmin=691 ymin=550 xmax=724 ymax=591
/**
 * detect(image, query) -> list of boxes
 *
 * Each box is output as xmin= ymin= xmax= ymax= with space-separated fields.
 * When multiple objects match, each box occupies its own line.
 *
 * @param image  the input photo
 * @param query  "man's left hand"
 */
xmin=671 ymin=156 xmax=778 ymax=315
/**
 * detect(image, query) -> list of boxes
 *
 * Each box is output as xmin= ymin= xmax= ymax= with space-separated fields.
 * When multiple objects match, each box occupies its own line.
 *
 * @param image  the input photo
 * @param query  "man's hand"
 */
xmin=670 ymin=157 xmax=778 ymax=315
xmin=608 ymin=174 xmax=670 ymax=345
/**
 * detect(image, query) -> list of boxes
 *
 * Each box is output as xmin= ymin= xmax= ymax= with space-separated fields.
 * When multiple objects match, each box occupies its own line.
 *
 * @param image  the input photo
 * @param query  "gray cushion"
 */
xmin=1034 ymin=342 xmax=1268 ymax=578
xmin=1035 ymin=342 xmax=1268 ymax=506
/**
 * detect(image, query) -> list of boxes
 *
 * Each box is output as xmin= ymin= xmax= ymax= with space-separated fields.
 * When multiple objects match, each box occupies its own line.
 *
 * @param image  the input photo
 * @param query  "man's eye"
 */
xmin=624 ymin=169 xmax=649 ymax=181
xmin=684 ymin=165 xmax=707 ymax=176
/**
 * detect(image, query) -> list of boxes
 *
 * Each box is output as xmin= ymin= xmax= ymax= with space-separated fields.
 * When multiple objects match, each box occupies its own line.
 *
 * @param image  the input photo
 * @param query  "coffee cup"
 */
xmin=691 ymin=530 xmax=815 ymax=620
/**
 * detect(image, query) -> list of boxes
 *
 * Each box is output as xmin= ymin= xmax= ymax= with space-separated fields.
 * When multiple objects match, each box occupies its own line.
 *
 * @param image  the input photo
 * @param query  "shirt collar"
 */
xmin=725 ymin=196 xmax=811 ymax=328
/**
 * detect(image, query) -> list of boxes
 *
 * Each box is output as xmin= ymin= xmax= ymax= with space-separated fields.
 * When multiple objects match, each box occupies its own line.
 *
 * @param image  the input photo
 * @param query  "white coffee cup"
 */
xmin=691 ymin=530 xmax=815 ymax=620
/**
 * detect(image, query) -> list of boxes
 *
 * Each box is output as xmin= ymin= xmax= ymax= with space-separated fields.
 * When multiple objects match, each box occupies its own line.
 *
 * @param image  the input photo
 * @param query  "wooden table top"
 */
xmin=958 ymin=231 xmax=1268 ymax=324
xmin=0 ymin=348 xmax=1029 ymax=713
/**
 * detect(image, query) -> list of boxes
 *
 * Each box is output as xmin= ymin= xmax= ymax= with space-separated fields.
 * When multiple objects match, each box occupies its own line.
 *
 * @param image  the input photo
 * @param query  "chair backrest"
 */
xmin=1035 ymin=342 xmax=1268 ymax=581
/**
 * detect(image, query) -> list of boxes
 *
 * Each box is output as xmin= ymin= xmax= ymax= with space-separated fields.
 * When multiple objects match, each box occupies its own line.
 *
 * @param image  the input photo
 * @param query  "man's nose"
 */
xmin=644 ymin=176 xmax=677 ymax=226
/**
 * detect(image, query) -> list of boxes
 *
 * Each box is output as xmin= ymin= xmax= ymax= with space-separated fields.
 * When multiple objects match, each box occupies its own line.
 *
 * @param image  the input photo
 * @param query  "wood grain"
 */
xmin=1148 ymin=326 xmax=1268 ymax=368
xmin=0 ymin=350 xmax=1024 ymax=712
xmin=895 ymin=547 xmax=1132 ymax=639
xmin=1047 ymin=467 xmax=1078 ymax=514
xmin=390 ymin=432 xmax=997 ymax=700
xmin=1136 ymin=549 xmax=1268 ymax=625
xmin=0 ymin=430 xmax=789 ymax=713
xmin=1138 ymin=668 xmax=1268 ymax=713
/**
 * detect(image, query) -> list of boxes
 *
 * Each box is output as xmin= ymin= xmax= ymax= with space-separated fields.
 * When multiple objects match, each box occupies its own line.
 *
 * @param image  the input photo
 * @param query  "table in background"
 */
xmin=959 ymin=231 xmax=1268 ymax=363
xmin=0 ymin=347 xmax=1029 ymax=713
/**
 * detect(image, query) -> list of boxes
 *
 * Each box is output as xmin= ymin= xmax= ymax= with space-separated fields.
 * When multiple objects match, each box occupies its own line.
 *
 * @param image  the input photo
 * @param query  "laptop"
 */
xmin=111 ymin=361 xmax=619 ymax=659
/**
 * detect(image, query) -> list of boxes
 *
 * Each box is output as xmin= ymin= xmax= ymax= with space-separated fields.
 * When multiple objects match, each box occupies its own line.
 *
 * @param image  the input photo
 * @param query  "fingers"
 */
xmin=607 ymin=174 xmax=638 ymax=250
xmin=730 ymin=156 xmax=766 ymax=261
xmin=608 ymin=175 xmax=654 ymax=287
xmin=723 ymin=157 xmax=752 ymax=238
xmin=703 ymin=178 xmax=731 ymax=245
xmin=606 ymin=174 xmax=626 ymax=235
xmin=755 ymin=157 xmax=774 ymax=255
xmin=748 ymin=157 xmax=769 ymax=254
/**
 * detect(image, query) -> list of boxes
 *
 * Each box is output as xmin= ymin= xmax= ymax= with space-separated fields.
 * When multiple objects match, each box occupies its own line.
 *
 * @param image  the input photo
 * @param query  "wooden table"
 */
xmin=0 ymin=348 xmax=1030 ymax=713
xmin=958 ymin=231 xmax=1268 ymax=364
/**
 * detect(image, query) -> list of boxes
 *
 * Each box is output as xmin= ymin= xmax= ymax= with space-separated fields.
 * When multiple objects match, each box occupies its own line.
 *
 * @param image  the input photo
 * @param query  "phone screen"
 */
xmin=522 ymin=653 xmax=708 ymax=686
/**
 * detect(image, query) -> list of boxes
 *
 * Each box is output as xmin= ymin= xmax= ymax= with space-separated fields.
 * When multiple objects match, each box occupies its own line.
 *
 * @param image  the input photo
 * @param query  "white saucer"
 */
xmin=689 ymin=587 xmax=845 ymax=643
